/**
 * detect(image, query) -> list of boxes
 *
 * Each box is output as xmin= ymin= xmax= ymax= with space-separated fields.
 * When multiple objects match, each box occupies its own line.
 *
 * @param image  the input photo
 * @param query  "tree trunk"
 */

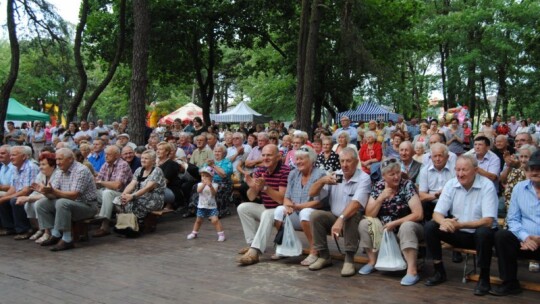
xmin=299 ymin=0 xmax=321 ymax=135
xmin=497 ymin=62 xmax=508 ymax=121
xmin=438 ymin=43 xmax=447 ymax=110
xmin=480 ymin=74 xmax=491 ymax=121
xmin=66 ymin=0 xmax=90 ymax=123
xmin=295 ymin=0 xmax=310 ymax=124
xmin=129 ymin=0 xmax=150 ymax=145
xmin=0 ymin=0 xmax=19 ymax=138
xmin=80 ymin=0 xmax=127 ymax=120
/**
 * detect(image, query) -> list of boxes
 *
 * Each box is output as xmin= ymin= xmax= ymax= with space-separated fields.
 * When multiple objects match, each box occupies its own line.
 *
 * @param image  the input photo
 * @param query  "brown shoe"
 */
xmin=92 ymin=229 xmax=111 ymax=238
xmin=50 ymin=240 xmax=75 ymax=252
xmin=237 ymin=253 xmax=259 ymax=266
xmin=237 ymin=246 xmax=250 ymax=255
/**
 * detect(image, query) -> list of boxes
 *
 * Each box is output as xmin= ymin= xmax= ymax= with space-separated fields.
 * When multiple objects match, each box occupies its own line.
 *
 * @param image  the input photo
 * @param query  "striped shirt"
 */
xmin=253 ymin=161 xmax=290 ymax=208
xmin=51 ymin=161 xmax=97 ymax=203
xmin=507 ymin=180 xmax=540 ymax=241
xmin=11 ymin=160 xmax=39 ymax=192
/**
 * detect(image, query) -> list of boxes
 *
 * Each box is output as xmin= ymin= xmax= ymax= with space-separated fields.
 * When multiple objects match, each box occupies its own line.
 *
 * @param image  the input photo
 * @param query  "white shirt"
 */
xmin=435 ymin=174 xmax=498 ymax=233
xmin=319 ymin=169 xmax=371 ymax=216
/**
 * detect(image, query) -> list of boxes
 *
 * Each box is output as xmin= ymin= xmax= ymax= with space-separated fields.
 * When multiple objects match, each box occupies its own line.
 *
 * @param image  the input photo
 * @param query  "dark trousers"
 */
xmin=0 ymin=197 xmax=31 ymax=233
xmin=422 ymin=201 xmax=436 ymax=223
xmin=424 ymin=220 xmax=495 ymax=269
xmin=495 ymin=229 xmax=540 ymax=285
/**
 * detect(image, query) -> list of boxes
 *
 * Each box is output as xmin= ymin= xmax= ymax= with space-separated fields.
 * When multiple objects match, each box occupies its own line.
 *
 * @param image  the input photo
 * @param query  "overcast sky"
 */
xmin=0 ymin=0 xmax=80 ymax=38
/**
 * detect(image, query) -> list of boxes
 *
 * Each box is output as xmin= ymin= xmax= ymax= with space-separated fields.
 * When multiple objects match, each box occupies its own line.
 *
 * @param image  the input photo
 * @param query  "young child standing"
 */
xmin=187 ymin=167 xmax=226 ymax=241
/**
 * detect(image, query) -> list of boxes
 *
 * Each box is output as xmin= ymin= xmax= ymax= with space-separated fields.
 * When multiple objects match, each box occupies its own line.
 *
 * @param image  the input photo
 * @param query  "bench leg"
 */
xmin=144 ymin=213 xmax=158 ymax=233
xmin=462 ymin=253 xmax=477 ymax=283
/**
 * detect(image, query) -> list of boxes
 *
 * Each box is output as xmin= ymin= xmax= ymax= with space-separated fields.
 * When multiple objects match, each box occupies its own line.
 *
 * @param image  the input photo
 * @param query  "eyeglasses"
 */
xmin=299 ymin=147 xmax=310 ymax=153
xmin=381 ymin=158 xmax=399 ymax=168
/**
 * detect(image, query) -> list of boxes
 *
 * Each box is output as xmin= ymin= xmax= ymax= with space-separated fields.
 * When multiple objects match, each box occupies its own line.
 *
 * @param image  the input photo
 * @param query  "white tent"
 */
xmin=158 ymin=102 xmax=203 ymax=125
xmin=210 ymin=101 xmax=271 ymax=124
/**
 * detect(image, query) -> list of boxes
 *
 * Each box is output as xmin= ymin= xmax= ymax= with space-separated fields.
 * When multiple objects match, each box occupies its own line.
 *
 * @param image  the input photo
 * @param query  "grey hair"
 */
xmin=518 ymin=144 xmax=537 ymax=155
xmin=339 ymin=147 xmax=359 ymax=160
xmin=399 ymin=141 xmax=414 ymax=151
xmin=12 ymin=145 xmax=32 ymax=158
xmin=233 ymin=132 xmax=245 ymax=140
xmin=295 ymin=145 xmax=317 ymax=164
xmin=414 ymin=141 xmax=425 ymax=150
xmin=430 ymin=142 xmax=449 ymax=157
xmin=364 ymin=131 xmax=376 ymax=140
xmin=56 ymin=148 xmax=74 ymax=159
xmin=458 ymin=154 xmax=478 ymax=168
xmin=106 ymin=145 xmax=121 ymax=155
xmin=213 ymin=144 xmax=227 ymax=153
xmin=0 ymin=145 xmax=11 ymax=154
xmin=381 ymin=158 xmax=402 ymax=175
xmin=338 ymin=131 xmax=351 ymax=143
xmin=258 ymin=132 xmax=269 ymax=140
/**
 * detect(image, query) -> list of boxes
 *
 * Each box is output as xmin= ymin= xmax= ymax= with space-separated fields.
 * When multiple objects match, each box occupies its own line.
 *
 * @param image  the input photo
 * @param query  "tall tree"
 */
xmin=80 ymin=0 xmax=127 ymax=120
xmin=66 ymin=0 xmax=90 ymax=123
xmin=0 ymin=0 xmax=19 ymax=138
xmin=129 ymin=0 xmax=150 ymax=145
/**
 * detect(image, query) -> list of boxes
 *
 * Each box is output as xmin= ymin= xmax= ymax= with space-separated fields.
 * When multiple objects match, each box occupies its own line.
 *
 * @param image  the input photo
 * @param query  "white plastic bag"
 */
xmin=275 ymin=215 xmax=302 ymax=257
xmin=374 ymin=229 xmax=407 ymax=271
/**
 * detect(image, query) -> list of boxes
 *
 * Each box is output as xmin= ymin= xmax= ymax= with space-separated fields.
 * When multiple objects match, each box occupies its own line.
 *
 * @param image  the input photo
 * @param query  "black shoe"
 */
xmin=474 ymin=280 xmax=491 ymax=296
xmin=489 ymin=284 xmax=522 ymax=296
xmin=452 ymin=252 xmax=463 ymax=263
xmin=40 ymin=236 xmax=61 ymax=246
xmin=425 ymin=271 xmax=447 ymax=286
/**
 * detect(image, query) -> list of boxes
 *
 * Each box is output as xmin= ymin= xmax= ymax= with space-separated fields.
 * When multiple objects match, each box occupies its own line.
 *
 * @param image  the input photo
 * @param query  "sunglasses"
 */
xmin=299 ymin=147 xmax=310 ymax=153
xmin=381 ymin=158 xmax=399 ymax=168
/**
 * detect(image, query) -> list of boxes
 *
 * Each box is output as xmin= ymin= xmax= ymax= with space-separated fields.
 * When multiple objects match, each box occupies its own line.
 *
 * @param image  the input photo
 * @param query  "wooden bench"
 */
xmin=441 ymin=243 xmax=478 ymax=283
xmin=72 ymin=217 xmax=105 ymax=242
xmin=143 ymin=209 xmax=174 ymax=233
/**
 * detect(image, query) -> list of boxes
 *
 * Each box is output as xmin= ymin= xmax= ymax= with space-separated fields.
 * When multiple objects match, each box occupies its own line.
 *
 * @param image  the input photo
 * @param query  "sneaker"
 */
xmin=358 ymin=264 xmax=375 ymax=275
xmin=401 ymin=274 xmax=420 ymax=286
xmin=217 ymin=234 xmax=226 ymax=242
xmin=187 ymin=233 xmax=197 ymax=240
xmin=308 ymin=257 xmax=332 ymax=271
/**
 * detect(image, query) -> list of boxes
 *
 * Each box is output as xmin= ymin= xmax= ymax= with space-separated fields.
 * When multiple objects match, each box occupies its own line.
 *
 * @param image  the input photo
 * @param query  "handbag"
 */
xmin=275 ymin=215 xmax=302 ymax=257
xmin=114 ymin=213 xmax=140 ymax=238
xmin=374 ymin=229 xmax=407 ymax=271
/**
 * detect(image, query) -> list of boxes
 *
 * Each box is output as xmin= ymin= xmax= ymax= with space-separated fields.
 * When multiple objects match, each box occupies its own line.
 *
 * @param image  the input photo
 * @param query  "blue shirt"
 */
xmin=0 ymin=163 xmax=15 ymax=186
xmin=507 ymin=180 xmax=540 ymax=241
xmin=332 ymin=126 xmax=358 ymax=144
xmin=435 ymin=174 xmax=499 ymax=233
xmin=88 ymin=150 xmax=106 ymax=172
xmin=11 ymin=160 xmax=39 ymax=192
xmin=408 ymin=124 xmax=420 ymax=138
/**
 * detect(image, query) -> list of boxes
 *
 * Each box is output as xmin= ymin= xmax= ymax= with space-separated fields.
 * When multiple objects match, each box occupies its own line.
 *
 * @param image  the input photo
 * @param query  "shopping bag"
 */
xmin=374 ymin=229 xmax=407 ymax=271
xmin=275 ymin=215 xmax=302 ymax=257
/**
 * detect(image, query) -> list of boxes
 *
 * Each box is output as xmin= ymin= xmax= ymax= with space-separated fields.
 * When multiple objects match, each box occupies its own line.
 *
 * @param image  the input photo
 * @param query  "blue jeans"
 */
xmin=0 ymin=197 xmax=31 ymax=233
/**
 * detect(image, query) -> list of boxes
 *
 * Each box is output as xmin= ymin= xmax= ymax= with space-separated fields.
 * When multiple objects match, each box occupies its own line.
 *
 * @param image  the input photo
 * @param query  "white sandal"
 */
xmin=29 ymin=230 xmax=44 ymax=241
xmin=35 ymin=233 xmax=51 ymax=244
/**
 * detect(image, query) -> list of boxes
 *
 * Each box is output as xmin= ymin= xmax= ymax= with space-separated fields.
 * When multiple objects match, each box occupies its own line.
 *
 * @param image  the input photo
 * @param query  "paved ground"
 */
xmin=0 ymin=211 xmax=537 ymax=304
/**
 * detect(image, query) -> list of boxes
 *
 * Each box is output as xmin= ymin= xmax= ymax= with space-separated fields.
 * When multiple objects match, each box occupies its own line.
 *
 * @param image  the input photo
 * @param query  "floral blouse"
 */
xmin=371 ymin=178 xmax=417 ymax=224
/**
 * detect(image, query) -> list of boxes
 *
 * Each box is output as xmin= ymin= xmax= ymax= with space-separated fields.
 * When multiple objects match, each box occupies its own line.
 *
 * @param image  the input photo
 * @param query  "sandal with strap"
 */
xmin=300 ymin=254 xmax=318 ymax=266
xmin=29 ymin=230 xmax=44 ymax=241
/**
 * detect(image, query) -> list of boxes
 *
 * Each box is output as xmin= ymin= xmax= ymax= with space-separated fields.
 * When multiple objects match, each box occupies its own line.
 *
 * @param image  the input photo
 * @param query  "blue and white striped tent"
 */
xmin=337 ymin=102 xmax=401 ymax=122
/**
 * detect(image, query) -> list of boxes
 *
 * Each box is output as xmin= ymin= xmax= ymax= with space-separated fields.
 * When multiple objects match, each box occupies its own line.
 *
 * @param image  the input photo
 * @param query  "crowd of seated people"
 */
xmin=1 ymin=115 xmax=539 ymax=298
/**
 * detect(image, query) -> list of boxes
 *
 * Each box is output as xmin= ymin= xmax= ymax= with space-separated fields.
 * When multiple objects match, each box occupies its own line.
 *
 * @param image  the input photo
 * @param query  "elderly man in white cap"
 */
xmin=116 ymin=133 xmax=137 ymax=150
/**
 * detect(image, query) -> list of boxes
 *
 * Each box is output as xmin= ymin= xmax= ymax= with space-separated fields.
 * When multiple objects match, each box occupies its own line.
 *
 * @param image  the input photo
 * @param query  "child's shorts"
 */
xmin=197 ymin=207 xmax=219 ymax=218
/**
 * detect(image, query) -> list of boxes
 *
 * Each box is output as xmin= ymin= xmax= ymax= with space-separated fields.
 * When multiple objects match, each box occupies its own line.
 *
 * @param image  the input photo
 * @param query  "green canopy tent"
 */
xmin=6 ymin=98 xmax=50 ymax=122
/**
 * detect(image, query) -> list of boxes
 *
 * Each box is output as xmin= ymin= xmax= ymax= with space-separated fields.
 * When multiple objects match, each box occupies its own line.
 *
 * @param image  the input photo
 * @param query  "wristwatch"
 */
xmin=262 ymin=185 xmax=268 ymax=192
xmin=339 ymin=214 xmax=345 ymax=220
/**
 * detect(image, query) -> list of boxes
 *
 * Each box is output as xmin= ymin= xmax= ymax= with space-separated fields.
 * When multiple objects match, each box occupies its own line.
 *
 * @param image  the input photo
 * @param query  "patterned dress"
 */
xmin=371 ymin=178 xmax=417 ymax=224
xmin=121 ymin=167 xmax=166 ymax=218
